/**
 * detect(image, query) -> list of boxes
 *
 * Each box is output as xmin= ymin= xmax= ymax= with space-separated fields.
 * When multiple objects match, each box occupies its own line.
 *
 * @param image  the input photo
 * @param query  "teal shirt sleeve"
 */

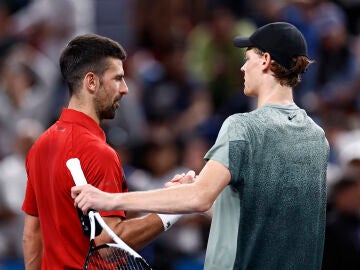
xmin=204 ymin=117 xmax=231 ymax=168
xmin=204 ymin=115 xmax=250 ymax=186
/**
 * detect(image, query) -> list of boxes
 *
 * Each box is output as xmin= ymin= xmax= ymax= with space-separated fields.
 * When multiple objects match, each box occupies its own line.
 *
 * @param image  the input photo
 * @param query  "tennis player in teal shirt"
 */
xmin=72 ymin=22 xmax=329 ymax=270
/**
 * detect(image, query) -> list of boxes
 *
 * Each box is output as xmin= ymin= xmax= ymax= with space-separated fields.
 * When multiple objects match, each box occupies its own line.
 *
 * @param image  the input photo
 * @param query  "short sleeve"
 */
xmin=81 ymin=144 xmax=127 ymax=218
xmin=204 ymin=117 xmax=232 ymax=168
xmin=204 ymin=115 xmax=250 ymax=186
xmin=22 ymin=154 xmax=39 ymax=216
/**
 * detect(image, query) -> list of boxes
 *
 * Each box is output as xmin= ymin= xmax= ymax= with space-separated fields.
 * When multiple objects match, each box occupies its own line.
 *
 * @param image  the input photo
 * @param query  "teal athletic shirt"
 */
xmin=204 ymin=103 xmax=329 ymax=270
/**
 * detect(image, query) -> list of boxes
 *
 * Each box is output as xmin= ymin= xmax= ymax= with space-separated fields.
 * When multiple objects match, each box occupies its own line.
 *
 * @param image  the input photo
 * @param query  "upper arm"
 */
xmin=204 ymin=116 xmax=250 ymax=187
xmin=23 ymin=213 xmax=42 ymax=250
xmin=194 ymin=159 xmax=231 ymax=208
xmin=80 ymin=144 xmax=127 ymax=218
xmin=23 ymin=214 xmax=43 ymax=270
xmin=23 ymin=153 xmax=39 ymax=216
xmin=23 ymin=213 xmax=41 ymax=236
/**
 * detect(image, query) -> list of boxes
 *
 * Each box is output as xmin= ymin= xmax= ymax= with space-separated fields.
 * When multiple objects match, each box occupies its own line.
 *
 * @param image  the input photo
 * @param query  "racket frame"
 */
xmin=66 ymin=158 xmax=152 ymax=269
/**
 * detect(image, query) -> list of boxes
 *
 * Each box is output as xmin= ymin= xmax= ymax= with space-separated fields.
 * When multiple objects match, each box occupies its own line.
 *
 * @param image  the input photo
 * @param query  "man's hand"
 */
xmin=164 ymin=170 xmax=196 ymax=188
xmin=71 ymin=184 xmax=115 ymax=213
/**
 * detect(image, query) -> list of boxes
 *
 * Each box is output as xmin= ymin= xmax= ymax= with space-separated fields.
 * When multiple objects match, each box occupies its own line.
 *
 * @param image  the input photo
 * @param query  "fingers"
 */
xmin=165 ymin=170 xmax=197 ymax=188
xmin=71 ymin=186 xmax=82 ymax=199
xmin=186 ymin=170 xmax=196 ymax=178
xmin=179 ymin=170 xmax=196 ymax=184
xmin=169 ymin=173 xmax=185 ymax=182
xmin=71 ymin=185 xmax=92 ymax=214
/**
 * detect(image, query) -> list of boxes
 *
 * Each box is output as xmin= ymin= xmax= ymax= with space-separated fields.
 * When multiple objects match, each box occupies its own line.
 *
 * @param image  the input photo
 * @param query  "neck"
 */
xmin=257 ymin=81 xmax=294 ymax=108
xmin=68 ymin=96 xmax=100 ymax=125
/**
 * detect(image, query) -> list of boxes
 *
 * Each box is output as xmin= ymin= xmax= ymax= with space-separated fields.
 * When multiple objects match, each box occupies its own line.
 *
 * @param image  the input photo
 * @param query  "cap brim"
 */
xmin=233 ymin=37 xmax=253 ymax=48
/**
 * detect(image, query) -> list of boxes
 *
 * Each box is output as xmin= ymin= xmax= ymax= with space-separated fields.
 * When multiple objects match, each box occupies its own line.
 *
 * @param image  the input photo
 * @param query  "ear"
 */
xmin=83 ymin=72 xmax=98 ymax=94
xmin=261 ymin=52 xmax=272 ymax=71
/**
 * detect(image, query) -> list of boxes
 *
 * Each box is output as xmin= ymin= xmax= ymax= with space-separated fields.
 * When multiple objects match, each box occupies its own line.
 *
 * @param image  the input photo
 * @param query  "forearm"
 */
xmin=97 ymin=213 xmax=175 ymax=251
xmin=115 ymin=214 xmax=165 ymax=250
xmin=113 ymin=182 xmax=212 ymax=214
xmin=109 ymin=162 xmax=231 ymax=213
xmin=72 ymin=160 xmax=230 ymax=214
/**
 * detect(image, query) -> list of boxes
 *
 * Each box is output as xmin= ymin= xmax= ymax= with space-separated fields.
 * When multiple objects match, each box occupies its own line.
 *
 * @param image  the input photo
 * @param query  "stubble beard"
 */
xmin=100 ymin=105 xmax=116 ymax=120
xmin=94 ymin=95 xmax=117 ymax=121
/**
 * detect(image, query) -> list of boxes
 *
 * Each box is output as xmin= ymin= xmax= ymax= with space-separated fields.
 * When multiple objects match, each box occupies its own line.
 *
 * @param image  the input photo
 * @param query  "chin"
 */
xmin=243 ymin=88 xmax=251 ymax=96
xmin=100 ymin=109 xmax=116 ymax=120
xmin=104 ymin=115 xmax=116 ymax=120
xmin=244 ymin=87 xmax=256 ymax=97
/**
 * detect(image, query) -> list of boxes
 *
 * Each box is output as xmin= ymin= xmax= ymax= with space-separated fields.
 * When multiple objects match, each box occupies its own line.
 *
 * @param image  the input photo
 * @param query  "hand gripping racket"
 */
xmin=66 ymin=158 xmax=152 ymax=270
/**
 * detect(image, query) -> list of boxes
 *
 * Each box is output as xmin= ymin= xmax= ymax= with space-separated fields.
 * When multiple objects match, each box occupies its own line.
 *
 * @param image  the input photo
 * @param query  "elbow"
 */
xmin=192 ymin=193 xmax=213 ymax=213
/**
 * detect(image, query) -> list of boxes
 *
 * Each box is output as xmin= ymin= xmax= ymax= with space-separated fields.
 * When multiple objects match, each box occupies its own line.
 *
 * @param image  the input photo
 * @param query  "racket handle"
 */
xmin=77 ymin=208 xmax=102 ymax=238
xmin=66 ymin=158 xmax=88 ymax=186
xmin=66 ymin=158 xmax=103 ymax=237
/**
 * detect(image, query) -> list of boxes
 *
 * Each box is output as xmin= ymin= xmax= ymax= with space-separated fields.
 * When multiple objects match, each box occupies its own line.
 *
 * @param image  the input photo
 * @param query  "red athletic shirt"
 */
xmin=22 ymin=108 xmax=127 ymax=269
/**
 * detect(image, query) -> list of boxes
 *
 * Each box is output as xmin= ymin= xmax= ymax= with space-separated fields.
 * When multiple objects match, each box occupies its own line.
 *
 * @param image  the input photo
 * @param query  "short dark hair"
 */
xmin=59 ymin=34 xmax=127 ymax=95
xmin=252 ymin=47 xmax=313 ymax=88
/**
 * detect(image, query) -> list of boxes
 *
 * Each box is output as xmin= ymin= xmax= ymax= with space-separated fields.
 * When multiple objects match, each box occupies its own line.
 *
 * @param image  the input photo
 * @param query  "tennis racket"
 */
xmin=66 ymin=158 xmax=153 ymax=270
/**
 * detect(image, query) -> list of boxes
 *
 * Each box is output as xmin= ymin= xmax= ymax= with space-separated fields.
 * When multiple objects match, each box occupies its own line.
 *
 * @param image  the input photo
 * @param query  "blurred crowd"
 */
xmin=0 ymin=0 xmax=360 ymax=269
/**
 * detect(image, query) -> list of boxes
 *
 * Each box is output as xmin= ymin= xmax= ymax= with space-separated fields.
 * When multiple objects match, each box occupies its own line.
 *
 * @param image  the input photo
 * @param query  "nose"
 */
xmin=120 ymin=78 xmax=129 ymax=95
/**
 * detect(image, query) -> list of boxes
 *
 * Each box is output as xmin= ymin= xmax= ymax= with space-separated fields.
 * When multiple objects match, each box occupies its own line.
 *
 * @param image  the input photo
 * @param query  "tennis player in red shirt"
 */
xmin=22 ymin=34 xmax=181 ymax=269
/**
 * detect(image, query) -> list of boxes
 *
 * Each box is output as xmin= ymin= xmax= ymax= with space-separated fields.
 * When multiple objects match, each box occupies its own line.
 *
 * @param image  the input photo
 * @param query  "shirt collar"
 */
xmin=59 ymin=108 xmax=106 ymax=141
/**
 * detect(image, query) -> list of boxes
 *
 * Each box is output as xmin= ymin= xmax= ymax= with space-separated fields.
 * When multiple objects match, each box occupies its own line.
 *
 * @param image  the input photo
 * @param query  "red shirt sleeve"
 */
xmin=22 ymin=151 xmax=39 ymax=216
xmin=80 ymin=143 xmax=127 ymax=218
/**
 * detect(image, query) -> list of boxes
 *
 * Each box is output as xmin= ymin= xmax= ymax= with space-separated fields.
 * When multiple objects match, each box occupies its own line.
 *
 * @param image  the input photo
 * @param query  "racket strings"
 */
xmin=86 ymin=245 xmax=151 ymax=270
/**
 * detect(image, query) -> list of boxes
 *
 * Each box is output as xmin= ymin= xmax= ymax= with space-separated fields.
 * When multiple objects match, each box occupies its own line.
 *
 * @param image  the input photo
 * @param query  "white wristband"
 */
xmin=157 ymin=214 xmax=182 ymax=231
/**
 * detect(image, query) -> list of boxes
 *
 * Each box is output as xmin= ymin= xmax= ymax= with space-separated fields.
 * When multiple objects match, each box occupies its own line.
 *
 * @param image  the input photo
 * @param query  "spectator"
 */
xmin=322 ymin=175 xmax=360 ymax=270
xmin=185 ymin=6 xmax=256 ymax=117
xmin=0 ymin=118 xmax=43 ymax=259
xmin=0 ymin=42 xmax=57 ymax=157
xmin=311 ymin=2 xmax=358 ymax=114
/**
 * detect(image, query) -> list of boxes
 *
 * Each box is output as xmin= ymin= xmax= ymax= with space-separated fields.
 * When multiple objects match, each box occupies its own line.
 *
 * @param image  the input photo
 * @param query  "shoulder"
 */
xmin=307 ymin=116 xmax=326 ymax=133
xmin=219 ymin=113 xmax=253 ymax=142
xmin=307 ymin=117 xmax=330 ymax=150
xmin=81 ymin=139 xmax=119 ymax=166
xmin=78 ymin=141 xmax=123 ymax=186
xmin=302 ymin=112 xmax=328 ymax=139
xmin=224 ymin=113 xmax=253 ymax=126
xmin=26 ymin=124 xmax=56 ymax=157
xmin=67 ymin=123 xmax=116 ymax=159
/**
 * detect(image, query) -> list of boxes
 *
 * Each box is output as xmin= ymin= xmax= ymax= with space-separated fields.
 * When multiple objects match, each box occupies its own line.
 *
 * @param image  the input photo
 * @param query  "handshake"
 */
xmin=71 ymin=169 xmax=197 ymax=214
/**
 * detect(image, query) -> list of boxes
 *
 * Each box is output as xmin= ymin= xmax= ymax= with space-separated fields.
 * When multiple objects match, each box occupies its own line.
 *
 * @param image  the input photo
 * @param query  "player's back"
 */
xmin=205 ymin=103 xmax=329 ymax=270
xmin=236 ymin=103 xmax=329 ymax=269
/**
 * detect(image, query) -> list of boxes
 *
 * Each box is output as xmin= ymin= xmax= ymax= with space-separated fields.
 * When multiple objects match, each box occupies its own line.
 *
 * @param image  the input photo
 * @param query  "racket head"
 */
xmin=86 ymin=211 xmax=152 ymax=269
xmin=84 ymin=243 xmax=152 ymax=270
